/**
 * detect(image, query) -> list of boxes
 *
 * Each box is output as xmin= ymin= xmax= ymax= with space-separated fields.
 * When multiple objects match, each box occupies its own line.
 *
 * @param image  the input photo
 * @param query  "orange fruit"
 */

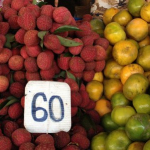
xmin=123 ymin=73 xmax=149 ymax=100
xmin=94 ymin=98 xmax=112 ymax=117
xmin=143 ymin=140 xmax=150 ymax=150
xmin=112 ymin=39 xmax=138 ymax=66
xmin=105 ymin=129 xmax=132 ymax=150
xmin=92 ymin=71 xmax=103 ymax=82
xmin=104 ymin=59 xmax=123 ymax=79
xmin=112 ymin=9 xmax=133 ymax=26
xmin=103 ymin=7 xmax=119 ymax=25
xmin=111 ymin=105 xmax=136 ymax=126
xmin=104 ymin=22 xmax=126 ymax=45
xmin=140 ymin=2 xmax=150 ymax=23
xmin=103 ymin=78 xmax=123 ymax=100
xmin=133 ymin=93 xmax=150 ymax=114
xmin=127 ymin=142 xmax=145 ymax=150
xmin=138 ymin=36 xmax=150 ymax=48
xmin=120 ymin=63 xmax=144 ymax=84
xmin=125 ymin=113 xmax=150 ymax=141
xmin=136 ymin=45 xmax=150 ymax=71
xmin=86 ymin=80 xmax=103 ymax=101
xmin=127 ymin=0 xmax=145 ymax=17
xmin=126 ymin=18 xmax=148 ymax=42
xmin=126 ymin=39 xmax=140 ymax=50
xmin=91 ymin=132 xmax=107 ymax=150
xmin=101 ymin=112 xmax=119 ymax=133
xmin=111 ymin=92 xmax=131 ymax=109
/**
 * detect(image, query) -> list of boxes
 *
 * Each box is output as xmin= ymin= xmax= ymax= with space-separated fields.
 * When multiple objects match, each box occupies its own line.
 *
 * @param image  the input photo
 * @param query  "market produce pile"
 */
xmin=0 ymin=0 xmax=150 ymax=149
xmin=0 ymin=0 xmax=108 ymax=149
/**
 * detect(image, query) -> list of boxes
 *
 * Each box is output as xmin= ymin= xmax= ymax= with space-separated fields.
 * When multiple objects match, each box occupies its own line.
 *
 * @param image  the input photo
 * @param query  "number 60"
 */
xmin=32 ymin=92 xmax=64 ymax=122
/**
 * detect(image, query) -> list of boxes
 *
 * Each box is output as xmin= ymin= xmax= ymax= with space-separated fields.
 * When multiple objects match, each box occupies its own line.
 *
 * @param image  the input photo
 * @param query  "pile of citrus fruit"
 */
xmin=88 ymin=0 xmax=150 ymax=149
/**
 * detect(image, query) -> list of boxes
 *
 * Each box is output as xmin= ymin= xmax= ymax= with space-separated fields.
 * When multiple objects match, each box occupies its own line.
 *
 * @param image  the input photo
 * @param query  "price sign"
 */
xmin=24 ymin=81 xmax=71 ymax=133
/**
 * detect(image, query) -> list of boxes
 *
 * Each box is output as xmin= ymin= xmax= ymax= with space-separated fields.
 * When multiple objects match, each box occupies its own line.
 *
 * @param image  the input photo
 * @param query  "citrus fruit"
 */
xmin=86 ymin=80 xmax=103 ymax=101
xmin=104 ymin=22 xmax=126 ymax=45
xmin=104 ymin=59 xmax=123 ymax=79
xmin=136 ymin=45 xmax=150 ymax=71
xmin=126 ymin=18 xmax=148 ymax=42
xmin=103 ymin=7 xmax=119 ymax=25
xmin=111 ymin=105 xmax=136 ymax=126
xmin=120 ymin=63 xmax=144 ymax=84
xmin=140 ymin=2 xmax=150 ymax=23
xmin=94 ymin=98 xmax=112 ymax=117
xmin=103 ymin=78 xmax=123 ymax=100
xmin=127 ymin=0 xmax=145 ymax=17
xmin=90 ymin=18 xmax=105 ymax=37
xmin=126 ymin=39 xmax=140 ymax=50
xmin=112 ymin=9 xmax=133 ymax=26
xmin=91 ymin=132 xmax=107 ymax=150
xmin=101 ymin=112 xmax=119 ymax=133
xmin=138 ymin=36 xmax=150 ymax=48
xmin=127 ymin=142 xmax=145 ymax=150
xmin=105 ymin=129 xmax=132 ymax=150
xmin=123 ymin=73 xmax=149 ymax=100
xmin=133 ymin=93 xmax=150 ymax=114
xmin=125 ymin=113 xmax=150 ymax=141
xmin=112 ymin=39 xmax=138 ymax=66
xmin=111 ymin=92 xmax=131 ymax=109
xmin=92 ymin=71 xmax=103 ymax=82
xmin=143 ymin=139 xmax=150 ymax=150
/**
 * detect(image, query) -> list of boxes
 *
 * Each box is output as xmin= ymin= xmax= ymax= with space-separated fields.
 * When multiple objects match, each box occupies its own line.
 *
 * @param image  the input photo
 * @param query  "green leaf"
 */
xmin=32 ymin=0 xmax=37 ymax=5
xmin=81 ymin=113 xmax=96 ymax=131
xmin=37 ymin=1 xmax=47 ymax=7
xmin=66 ymin=71 xmax=76 ymax=81
xmin=54 ymin=25 xmax=81 ymax=34
xmin=63 ymin=52 xmax=73 ymax=57
xmin=76 ymin=77 xmax=82 ymax=88
xmin=53 ymin=71 xmax=66 ymax=79
xmin=57 ymin=35 xmax=83 ymax=47
xmin=4 ymin=34 xmax=15 ymax=49
xmin=0 ymin=97 xmax=19 ymax=110
xmin=38 ymin=31 xmax=48 ymax=48
xmin=4 ymin=99 xmax=19 ymax=107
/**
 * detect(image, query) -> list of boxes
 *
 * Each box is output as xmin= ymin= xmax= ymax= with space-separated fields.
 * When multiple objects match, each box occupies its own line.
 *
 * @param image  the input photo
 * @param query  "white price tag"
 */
xmin=24 ymin=81 xmax=71 ymax=133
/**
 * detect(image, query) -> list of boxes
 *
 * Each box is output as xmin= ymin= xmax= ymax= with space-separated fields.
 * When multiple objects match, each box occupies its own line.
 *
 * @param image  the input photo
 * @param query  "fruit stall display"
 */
xmin=0 ymin=0 xmax=150 ymax=149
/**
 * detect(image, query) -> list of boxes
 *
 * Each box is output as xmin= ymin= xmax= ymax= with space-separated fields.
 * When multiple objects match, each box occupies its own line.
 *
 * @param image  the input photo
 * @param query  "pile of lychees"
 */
xmin=0 ymin=0 xmax=109 ymax=149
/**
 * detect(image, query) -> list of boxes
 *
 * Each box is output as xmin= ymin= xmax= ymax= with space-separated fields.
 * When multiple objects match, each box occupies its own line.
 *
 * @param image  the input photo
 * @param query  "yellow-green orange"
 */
xmin=123 ymin=73 xmax=149 ymax=100
xmin=104 ymin=22 xmax=126 ymax=45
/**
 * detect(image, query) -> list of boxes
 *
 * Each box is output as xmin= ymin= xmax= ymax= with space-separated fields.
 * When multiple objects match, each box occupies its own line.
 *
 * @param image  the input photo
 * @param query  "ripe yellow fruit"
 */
xmin=112 ymin=39 xmax=138 ymax=66
xmin=95 ymin=98 xmax=112 ymax=117
xmin=86 ymin=80 xmax=103 ymax=101
xmin=120 ymin=63 xmax=144 ymax=84
xmin=92 ymin=71 xmax=103 ymax=82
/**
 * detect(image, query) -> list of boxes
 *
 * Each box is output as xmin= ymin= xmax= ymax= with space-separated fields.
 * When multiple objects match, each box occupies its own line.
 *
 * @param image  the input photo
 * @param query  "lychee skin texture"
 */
xmin=71 ymin=133 xmax=90 ymax=149
xmin=12 ymin=128 xmax=32 ymax=147
xmin=0 ymin=136 xmax=12 ymax=150
xmin=19 ymin=142 xmax=35 ymax=150
xmin=24 ymin=30 xmax=40 ymax=46
xmin=69 ymin=57 xmax=85 ymax=73
xmin=53 ymin=131 xmax=70 ymax=149
xmin=35 ymin=134 xmax=54 ymax=145
xmin=53 ymin=7 xmax=71 ymax=24
xmin=15 ymin=28 xmax=26 ymax=44
xmin=80 ymin=45 xmax=96 ymax=62
xmin=35 ymin=143 xmax=55 ymax=150
xmin=8 ymin=102 xmax=23 ymax=119
xmin=8 ymin=55 xmax=24 ymax=71
xmin=40 ymin=5 xmax=54 ymax=18
xmin=9 ymin=82 xmax=25 ymax=98
xmin=37 ymin=15 xmax=52 ymax=31
xmin=0 ymin=75 xmax=9 ymax=92
xmin=62 ymin=144 xmax=80 ymax=150
xmin=43 ymin=34 xmax=61 ymax=50
xmin=0 ymin=98 xmax=8 ymax=115
xmin=3 ymin=121 xmax=19 ymax=138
